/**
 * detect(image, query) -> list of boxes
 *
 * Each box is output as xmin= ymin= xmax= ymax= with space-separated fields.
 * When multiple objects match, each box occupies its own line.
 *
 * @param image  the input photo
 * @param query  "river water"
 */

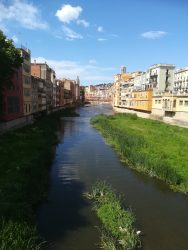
xmin=37 ymin=104 xmax=188 ymax=250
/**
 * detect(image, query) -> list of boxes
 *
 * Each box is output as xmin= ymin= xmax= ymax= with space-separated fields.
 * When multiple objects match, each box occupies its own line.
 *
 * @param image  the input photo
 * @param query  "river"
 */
xmin=37 ymin=104 xmax=188 ymax=250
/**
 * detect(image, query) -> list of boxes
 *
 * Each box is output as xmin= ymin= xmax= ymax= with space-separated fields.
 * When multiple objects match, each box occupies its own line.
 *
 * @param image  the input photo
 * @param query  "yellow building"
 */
xmin=175 ymin=95 xmax=188 ymax=121
xmin=152 ymin=92 xmax=188 ymax=122
xmin=113 ymin=72 xmax=134 ymax=107
xmin=129 ymin=89 xmax=153 ymax=112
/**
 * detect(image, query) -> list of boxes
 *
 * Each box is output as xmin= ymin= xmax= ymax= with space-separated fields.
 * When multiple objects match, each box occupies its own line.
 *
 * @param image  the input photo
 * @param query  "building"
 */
xmin=113 ymin=67 xmax=141 ymax=108
xmin=0 ymin=67 xmax=24 ymax=121
xmin=51 ymin=69 xmax=56 ymax=108
xmin=31 ymin=76 xmax=46 ymax=114
xmin=63 ymin=79 xmax=73 ymax=106
xmin=129 ymin=89 xmax=153 ymax=112
xmin=174 ymin=67 xmax=188 ymax=93
xmin=31 ymin=76 xmax=38 ymax=114
xmin=149 ymin=64 xmax=175 ymax=92
xmin=80 ymin=86 xmax=85 ymax=104
xmin=31 ymin=62 xmax=54 ymax=112
xmin=20 ymin=47 xmax=32 ymax=116
xmin=56 ymin=79 xmax=64 ymax=107
xmin=75 ymin=76 xmax=80 ymax=103
xmin=84 ymin=83 xmax=113 ymax=102
xmin=152 ymin=92 xmax=188 ymax=121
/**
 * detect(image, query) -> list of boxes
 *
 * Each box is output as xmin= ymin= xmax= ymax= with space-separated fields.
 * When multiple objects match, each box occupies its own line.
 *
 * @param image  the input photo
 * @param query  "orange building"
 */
xmin=129 ymin=89 xmax=153 ymax=112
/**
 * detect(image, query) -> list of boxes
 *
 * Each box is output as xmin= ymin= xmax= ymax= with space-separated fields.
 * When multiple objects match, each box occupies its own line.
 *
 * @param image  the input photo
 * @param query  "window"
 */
xmin=24 ymin=88 xmax=31 ymax=96
xmin=24 ymin=75 xmax=31 ymax=84
xmin=179 ymin=100 xmax=183 ymax=106
xmin=23 ymin=63 xmax=30 ymax=73
xmin=7 ymin=96 xmax=20 ymax=114
xmin=185 ymin=101 xmax=188 ymax=106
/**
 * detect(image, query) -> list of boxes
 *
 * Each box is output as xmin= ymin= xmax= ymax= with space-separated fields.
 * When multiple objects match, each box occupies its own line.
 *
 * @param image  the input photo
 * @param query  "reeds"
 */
xmin=86 ymin=181 xmax=141 ymax=250
xmin=0 ymin=109 xmax=74 ymax=249
xmin=91 ymin=114 xmax=188 ymax=193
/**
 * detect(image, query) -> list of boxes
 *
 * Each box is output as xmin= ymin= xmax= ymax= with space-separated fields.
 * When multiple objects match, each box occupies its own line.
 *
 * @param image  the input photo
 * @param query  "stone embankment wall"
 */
xmin=0 ymin=107 xmax=66 ymax=134
xmin=113 ymin=107 xmax=188 ymax=128
xmin=0 ymin=115 xmax=34 ymax=134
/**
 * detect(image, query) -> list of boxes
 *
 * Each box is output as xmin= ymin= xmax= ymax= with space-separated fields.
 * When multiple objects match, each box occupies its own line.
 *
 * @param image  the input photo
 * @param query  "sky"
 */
xmin=0 ymin=0 xmax=188 ymax=85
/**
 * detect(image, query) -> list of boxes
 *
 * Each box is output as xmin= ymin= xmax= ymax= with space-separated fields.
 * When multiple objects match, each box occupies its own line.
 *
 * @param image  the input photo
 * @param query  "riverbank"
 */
xmin=91 ymin=113 xmax=188 ymax=193
xmin=0 ymin=108 xmax=78 ymax=249
xmin=86 ymin=181 xmax=141 ymax=250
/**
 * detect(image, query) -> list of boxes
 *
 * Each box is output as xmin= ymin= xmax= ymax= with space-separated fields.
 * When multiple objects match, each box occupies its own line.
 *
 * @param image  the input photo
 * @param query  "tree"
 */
xmin=0 ymin=30 xmax=23 ymax=93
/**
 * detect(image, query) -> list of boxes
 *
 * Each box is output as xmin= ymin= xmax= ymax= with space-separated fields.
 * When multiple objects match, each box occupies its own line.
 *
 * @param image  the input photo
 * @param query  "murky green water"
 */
xmin=37 ymin=104 xmax=188 ymax=250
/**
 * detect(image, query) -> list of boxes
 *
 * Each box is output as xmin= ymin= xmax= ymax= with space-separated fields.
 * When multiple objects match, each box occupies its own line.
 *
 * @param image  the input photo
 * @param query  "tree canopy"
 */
xmin=0 ymin=30 xmax=23 ymax=92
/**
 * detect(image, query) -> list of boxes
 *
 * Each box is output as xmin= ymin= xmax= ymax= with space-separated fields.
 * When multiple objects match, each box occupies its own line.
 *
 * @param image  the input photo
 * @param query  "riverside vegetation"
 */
xmin=86 ymin=181 xmax=141 ymax=250
xmin=91 ymin=113 xmax=188 ymax=193
xmin=0 ymin=108 xmax=78 ymax=250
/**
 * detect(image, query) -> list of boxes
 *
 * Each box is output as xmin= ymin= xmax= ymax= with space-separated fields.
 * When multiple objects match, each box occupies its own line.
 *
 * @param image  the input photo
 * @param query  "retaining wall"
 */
xmin=113 ymin=106 xmax=188 ymax=128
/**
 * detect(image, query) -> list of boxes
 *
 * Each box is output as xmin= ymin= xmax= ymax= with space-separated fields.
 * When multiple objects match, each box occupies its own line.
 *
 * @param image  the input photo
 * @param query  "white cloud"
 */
xmin=55 ymin=4 xmax=82 ymax=23
xmin=141 ymin=31 xmax=167 ymax=39
xmin=97 ymin=26 xmax=103 ymax=32
xmin=77 ymin=19 xmax=89 ymax=27
xmin=89 ymin=59 xmax=97 ymax=64
xmin=98 ymin=38 xmax=107 ymax=42
xmin=31 ymin=57 xmax=115 ymax=84
xmin=62 ymin=25 xmax=83 ymax=40
xmin=0 ymin=0 xmax=48 ymax=30
xmin=12 ymin=35 xmax=18 ymax=44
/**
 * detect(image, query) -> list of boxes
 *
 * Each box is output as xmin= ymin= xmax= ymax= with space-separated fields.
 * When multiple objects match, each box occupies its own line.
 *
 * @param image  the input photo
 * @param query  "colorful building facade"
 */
xmin=0 ymin=67 xmax=24 ymax=121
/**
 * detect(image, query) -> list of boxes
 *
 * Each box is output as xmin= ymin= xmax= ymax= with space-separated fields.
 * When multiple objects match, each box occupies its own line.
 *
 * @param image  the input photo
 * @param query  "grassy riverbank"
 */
xmin=91 ymin=113 xmax=188 ymax=193
xmin=86 ymin=181 xmax=141 ymax=250
xmin=0 ymin=108 xmax=77 ymax=249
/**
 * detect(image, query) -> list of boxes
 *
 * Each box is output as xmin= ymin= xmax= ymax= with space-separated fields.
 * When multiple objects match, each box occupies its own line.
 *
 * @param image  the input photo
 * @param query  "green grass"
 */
xmin=86 ymin=181 xmax=141 ymax=250
xmin=91 ymin=113 xmax=188 ymax=193
xmin=0 ymin=108 xmax=77 ymax=249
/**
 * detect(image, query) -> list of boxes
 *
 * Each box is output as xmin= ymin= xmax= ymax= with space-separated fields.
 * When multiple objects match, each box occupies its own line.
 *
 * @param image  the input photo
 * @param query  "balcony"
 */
xmin=150 ymin=74 xmax=158 ymax=79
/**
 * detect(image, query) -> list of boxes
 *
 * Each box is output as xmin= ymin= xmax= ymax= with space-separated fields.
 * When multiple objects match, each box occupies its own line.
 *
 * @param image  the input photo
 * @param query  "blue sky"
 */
xmin=0 ymin=0 xmax=188 ymax=85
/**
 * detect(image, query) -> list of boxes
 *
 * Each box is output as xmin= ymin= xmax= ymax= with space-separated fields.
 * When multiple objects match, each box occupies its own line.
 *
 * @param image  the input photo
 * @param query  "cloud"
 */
xmin=141 ymin=31 xmax=167 ymax=39
xmin=77 ymin=19 xmax=89 ymax=27
xmin=0 ymin=0 xmax=48 ymax=30
xmin=89 ymin=59 xmax=97 ymax=64
xmin=12 ymin=35 xmax=18 ymax=44
xmin=62 ymin=25 xmax=83 ymax=40
xmin=31 ymin=57 xmax=115 ymax=84
xmin=55 ymin=4 xmax=82 ymax=23
xmin=97 ymin=26 xmax=103 ymax=32
xmin=98 ymin=38 xmax=107 ymax=42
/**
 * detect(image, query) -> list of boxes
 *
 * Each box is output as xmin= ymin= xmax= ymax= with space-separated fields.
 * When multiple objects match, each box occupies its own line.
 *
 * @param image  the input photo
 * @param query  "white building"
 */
xmin=174 ymin=67 xmax=188 ymax=93
xmin=133 ymin=72 xmax=146 ymax=90
xmin=149 ymin=64 xmax=175 ymax=93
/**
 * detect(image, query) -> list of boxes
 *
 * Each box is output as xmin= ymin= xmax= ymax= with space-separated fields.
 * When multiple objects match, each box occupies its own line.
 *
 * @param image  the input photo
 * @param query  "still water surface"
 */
xmin=37 ymin=104 xmax=188 ymax=250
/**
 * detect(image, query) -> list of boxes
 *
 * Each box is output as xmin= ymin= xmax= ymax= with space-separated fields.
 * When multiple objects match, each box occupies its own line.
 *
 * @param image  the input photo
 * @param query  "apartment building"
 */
xmin=56 ymin=80 xmax=64 ymax=107
xmin=51 ymin=70 xmax=57 ymax=108
xmin=0 ymin=67 xmax=24 ymax=121
xmin=20 ymin=47 xmax=32 ymax=116
xmin=129 ymin=89 xmax=153 ymax=112
xmin=174 ymin=67 xmax=188 ymax=93
xmin=31 ymin=76 xmax=38 ymax=114
xmin=31 ymin=76 xmax=47 ymax=114
xmin=149 ymin=64 xmax=175 ymax=92
xmin=31 ymin=62 xmax=53 ymax=112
